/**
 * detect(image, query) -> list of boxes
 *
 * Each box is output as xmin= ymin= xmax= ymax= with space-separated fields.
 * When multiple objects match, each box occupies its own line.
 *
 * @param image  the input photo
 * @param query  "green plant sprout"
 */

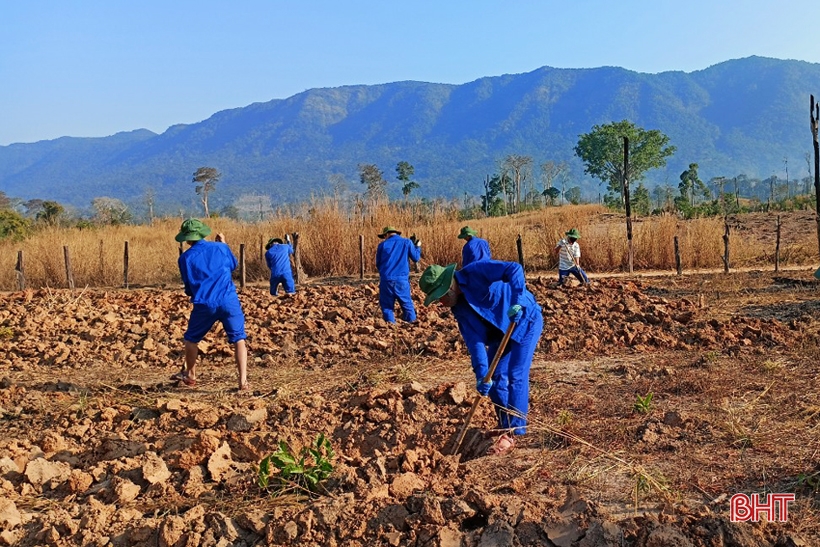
xmin=257 ymin=433 xmax=335 ymax=496
xmin=634 ymin=392 xmax=654 ymax=414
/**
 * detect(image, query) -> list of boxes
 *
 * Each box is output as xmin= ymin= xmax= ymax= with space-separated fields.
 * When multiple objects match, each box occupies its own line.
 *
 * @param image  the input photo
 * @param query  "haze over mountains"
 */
xmin=1 ymin=56 xmax=819 ymax=215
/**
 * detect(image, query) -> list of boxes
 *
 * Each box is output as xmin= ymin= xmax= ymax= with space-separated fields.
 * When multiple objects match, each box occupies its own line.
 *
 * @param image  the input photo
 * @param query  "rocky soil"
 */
xmin=1 ymin=270 xmax=819 ymax=546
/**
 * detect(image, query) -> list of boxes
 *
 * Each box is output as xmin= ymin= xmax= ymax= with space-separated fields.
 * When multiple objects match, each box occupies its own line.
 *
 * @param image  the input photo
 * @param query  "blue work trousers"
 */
xmin=486 ymin=311 xmax=543 ymax=435
xmin=558 ymin=266 xmax=589 ymax=285
xmin=378 ymin=278 xmax=417 ymax=323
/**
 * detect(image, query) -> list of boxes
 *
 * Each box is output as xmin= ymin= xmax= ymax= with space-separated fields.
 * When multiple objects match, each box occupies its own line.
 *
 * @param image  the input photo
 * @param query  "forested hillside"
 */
xmin=1 ymin=56 xmax=819 ymax=216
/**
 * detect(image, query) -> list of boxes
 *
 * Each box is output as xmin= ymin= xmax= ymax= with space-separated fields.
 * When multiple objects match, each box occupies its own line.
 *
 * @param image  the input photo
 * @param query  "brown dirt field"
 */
xmin=1 ymin=265 xmax=820 ymax=547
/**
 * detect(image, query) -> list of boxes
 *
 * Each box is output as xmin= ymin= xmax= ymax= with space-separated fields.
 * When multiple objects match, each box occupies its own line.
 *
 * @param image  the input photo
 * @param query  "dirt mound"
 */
xmin=0 ymin=279 xmax=796 ymax=375
xmin=0 ymin=274 xmax=817 ymax=545
xmin=2 ymin=378 xmax=806 ymax=547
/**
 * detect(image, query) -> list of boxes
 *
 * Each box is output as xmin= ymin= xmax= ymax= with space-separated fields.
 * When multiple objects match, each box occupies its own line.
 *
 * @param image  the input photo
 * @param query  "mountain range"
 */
xmin=1 ymin=55 xmax=819 ymax=215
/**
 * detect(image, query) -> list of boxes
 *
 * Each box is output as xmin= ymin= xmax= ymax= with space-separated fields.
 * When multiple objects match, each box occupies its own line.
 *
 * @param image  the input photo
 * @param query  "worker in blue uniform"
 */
xmin=173 ymin=218 xmax=249 ymax=392
xmin=458 ymin=225 xmax=491 ymax=267
xmin=375 ymin=226 xmax=422 ymax=323
xmin=265 ymin=237 xmax=296 ymax=295
xmin=419 ymin=259 xmax=543 ymax=455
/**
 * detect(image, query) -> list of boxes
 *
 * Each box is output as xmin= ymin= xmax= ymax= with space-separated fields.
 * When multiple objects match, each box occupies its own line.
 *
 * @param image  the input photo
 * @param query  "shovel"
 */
xmin=450 ymin=319 xmax=517 ymax=456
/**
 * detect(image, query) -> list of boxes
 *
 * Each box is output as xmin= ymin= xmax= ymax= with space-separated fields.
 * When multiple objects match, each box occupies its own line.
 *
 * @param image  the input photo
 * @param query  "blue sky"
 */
xmin=2 ymin=0 xmax=819 ymax=146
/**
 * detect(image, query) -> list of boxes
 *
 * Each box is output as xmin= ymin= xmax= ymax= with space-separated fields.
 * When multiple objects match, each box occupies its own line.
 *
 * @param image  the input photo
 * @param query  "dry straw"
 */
xmin=0 ymin=203 xmax=808 ymax=290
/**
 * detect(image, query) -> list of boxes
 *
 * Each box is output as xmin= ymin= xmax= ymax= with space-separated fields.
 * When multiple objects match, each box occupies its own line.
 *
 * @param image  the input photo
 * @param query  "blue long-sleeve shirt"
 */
xmin=376 ymin=235 xmax=421 ymax=280
xmin=451 ymin=260 xmax=541 ymax=378
xmin=265 ymin=243 xmax=293 ymax=276
xmin=178 ymin=240 xmax=239 ymax=307
xmin=462 ymin=237 xmax=491 ymax=267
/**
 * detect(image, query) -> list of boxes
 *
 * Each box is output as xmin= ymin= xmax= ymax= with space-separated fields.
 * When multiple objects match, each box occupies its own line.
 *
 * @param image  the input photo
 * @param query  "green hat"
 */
xmin=419 ymin=263 xmax=457 ymax=306
xmin=265 ymin=237 xmax=284 ymax=249
xmin=378 ymin=226 xmax=401 ymax=239
xmin=565 ymin=228 xmax=581 ymax=240
xmin=458 ymin=226 xmax=478 ymax=240
xmin=175 ymin=218 xmax=212 ymax=242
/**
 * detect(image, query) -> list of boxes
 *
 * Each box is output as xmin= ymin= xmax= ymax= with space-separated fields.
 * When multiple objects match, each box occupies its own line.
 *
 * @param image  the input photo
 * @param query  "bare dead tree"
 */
xmin=540 ymin=160 xmax=568 ymax=205
xmin=502 ymin=155 xmax=532 ymax=214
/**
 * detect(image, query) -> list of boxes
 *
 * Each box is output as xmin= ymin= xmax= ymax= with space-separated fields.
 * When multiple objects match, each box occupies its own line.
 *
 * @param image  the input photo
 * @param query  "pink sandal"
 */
xmin=486 ymin=433 xmax=516 ymax=456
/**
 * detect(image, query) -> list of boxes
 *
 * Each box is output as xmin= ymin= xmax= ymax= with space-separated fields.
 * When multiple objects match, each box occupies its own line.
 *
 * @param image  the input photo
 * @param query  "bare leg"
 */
xmin=184 ymin=340 xmax=199 ymax=381
xmin=234 ymin=339 xmax=248 ymax=389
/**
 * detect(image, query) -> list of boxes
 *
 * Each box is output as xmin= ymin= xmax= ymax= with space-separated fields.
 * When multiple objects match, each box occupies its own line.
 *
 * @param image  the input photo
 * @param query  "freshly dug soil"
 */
xmin=0 ymin=269 xmax=818 ymax=546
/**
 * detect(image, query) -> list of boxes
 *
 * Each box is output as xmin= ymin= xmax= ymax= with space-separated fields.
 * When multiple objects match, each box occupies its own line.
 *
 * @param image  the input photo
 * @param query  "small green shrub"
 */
xmin=633 ymin=392 xmax=654 ymax=414
xmin=258 ymin=433 xmax=335 ymax=496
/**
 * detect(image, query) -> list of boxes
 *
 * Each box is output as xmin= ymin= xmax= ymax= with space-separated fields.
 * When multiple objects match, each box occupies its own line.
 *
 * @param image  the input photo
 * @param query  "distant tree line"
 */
xmin=3 ymin=118 xmax=816 ymax=243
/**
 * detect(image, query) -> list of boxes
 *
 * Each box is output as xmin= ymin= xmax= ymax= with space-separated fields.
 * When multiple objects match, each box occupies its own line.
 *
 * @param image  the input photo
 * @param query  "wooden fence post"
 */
xmin=259 ymin=234 xmax=264 ymax=265
xmin=292 ymin=232 xmax=305 ymax=284
xmin=721 ymin=218 xmax=730 ymax=273
xmin=811 ymin=95 xmax=820 ymax=257
xmin=63 ymin=246 xmax=75 ymax=290
xmin=673 ymin=236 xmax=682 ymax=275
xmin=178 ymin=242 xmax=183 ymax=256
xmin=123 ymin=241 xmax=130 ymax=288
xmin=359 ymin=234 xmax=365 ymax=280
xmin=239 ymin=244 xmax=246 ymax=289
xmin=775 ymin=216 xmax=781 ymax=272
xmin=516 ymin=234 xmax=525 ymax=269
xmin=623 ymin=136 xmax=634 ymax=274
xmin=15 ymin=251 xmax=25 ymax=290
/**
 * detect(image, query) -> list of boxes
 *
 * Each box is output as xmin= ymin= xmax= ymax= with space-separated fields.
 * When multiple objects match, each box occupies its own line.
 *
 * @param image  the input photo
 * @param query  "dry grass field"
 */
xmin=0 ymin=204 xmax=817 ymax=290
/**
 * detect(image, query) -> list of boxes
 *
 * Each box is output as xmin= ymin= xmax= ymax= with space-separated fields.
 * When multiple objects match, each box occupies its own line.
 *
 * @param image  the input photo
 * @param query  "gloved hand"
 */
xmin=409 ymin=234 xmax=419 ymax=246
xmin=416 ymin=240 xmax=422 ymax=248
xmin=285 ymin=234 xmax=292 ymax=244
xmin=507 ymin=304 xmax=522 ymax=322
xmin=476 ymin=379 xmax=493 ymax=396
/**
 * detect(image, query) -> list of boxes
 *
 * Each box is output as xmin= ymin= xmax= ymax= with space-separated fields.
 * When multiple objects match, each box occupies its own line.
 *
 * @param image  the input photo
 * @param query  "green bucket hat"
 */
xmin=565 ymin=228 xmax=581 ymax=240
xmin=175 ymin=218 xmax=212 ymax=243
xmin=419 ymin=263 xmax=457 ymax=306
xmin=378 ymin=226 xmax=401 ymax=239
xmin=265 ymin=237 xmax=284 ymax=250
xmin=458 ymin=226 xmax=478 ymax=240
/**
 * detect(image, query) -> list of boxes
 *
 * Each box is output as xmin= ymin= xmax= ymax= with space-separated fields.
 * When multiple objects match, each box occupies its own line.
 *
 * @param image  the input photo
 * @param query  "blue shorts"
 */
xmin=184 ymin=301 xmax=247 ymax=344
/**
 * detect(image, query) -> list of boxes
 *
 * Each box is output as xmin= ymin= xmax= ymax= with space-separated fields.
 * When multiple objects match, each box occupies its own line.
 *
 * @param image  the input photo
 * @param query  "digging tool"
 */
xmin=450 ymin=319 xmax=517 ymax=456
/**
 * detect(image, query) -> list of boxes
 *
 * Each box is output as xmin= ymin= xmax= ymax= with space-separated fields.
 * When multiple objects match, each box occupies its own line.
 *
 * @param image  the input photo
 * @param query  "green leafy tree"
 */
xmin=675 ymin=163 xmax=716 ymax=217
xmin=396 ymin=161 xmax=419 ymax=199
xmin=574 ymin=120 xmax=676 ymax=208
xmin=0 ymin=191 xmax=11 ymax=211
xmin=676 ymin=164 xmax=697 ymax=215
xmin=359 ymin=163 xmax=387 ymax=202
xmin=482 ymin=173 xmax=510 ymax=216
xmin=542 ymin=186 xmax=561 ymax=206
xmin=0 ymin=210 xmax=30 ymax=241
xmin=630 ymin=182 xmax=652 ymax=216
xmin=192 ymin=166 xmax=221 ymax=218
xmin=566 ymin=186 xmax=583 ymax=205
xmin=37 ymin=201 xmax=64 ymax=225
